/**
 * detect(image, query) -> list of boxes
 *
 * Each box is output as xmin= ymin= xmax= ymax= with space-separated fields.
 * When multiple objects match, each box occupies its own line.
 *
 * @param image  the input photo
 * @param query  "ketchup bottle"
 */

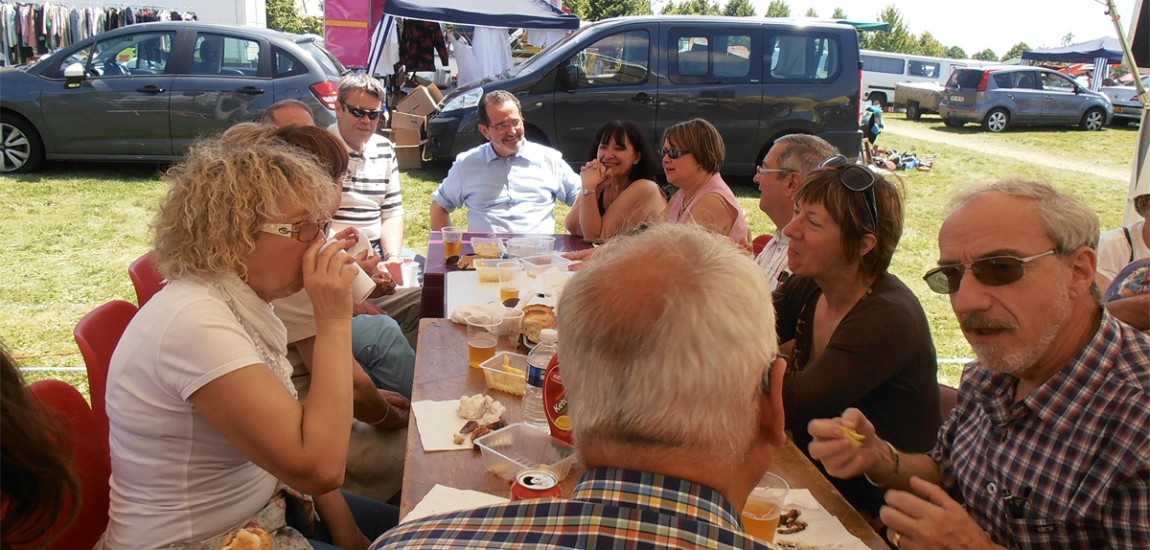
xmin=541 ymin=354 xmax=573 ymax=444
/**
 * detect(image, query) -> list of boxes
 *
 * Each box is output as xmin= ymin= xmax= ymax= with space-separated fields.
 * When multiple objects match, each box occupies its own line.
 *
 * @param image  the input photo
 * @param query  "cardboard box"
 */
xmin=395 ymin=84 xmax=443 ymax=117
xmin=392 ymin=128 xmax=424 ymax=170
xmin=392 ymin=111 xmax=426 ymax=132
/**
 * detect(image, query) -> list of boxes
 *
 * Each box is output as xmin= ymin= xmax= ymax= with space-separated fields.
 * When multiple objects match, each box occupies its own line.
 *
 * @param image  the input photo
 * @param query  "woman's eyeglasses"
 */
xmin=259 ymin=220 xmax=332 ymax=243
xmin=922 ymin=250 xmax=1057 ymax=294
xmin=818 ymin=154 xmax=879 ymax=233
xmin=658 ymin=148 xmax=691 ymax=159
xmin=343 ymin=104 xmax=384 ymax=120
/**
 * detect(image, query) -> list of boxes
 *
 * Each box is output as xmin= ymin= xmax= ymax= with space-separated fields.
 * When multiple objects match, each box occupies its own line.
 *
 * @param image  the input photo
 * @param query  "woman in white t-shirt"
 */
xmin=104 ymin=137 xmax=396 ymax=549
xmin=1095 ymin=192 xmax=1149 ymax=330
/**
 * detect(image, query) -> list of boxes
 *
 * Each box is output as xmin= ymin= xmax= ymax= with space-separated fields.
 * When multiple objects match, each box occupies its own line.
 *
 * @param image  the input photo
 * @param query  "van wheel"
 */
xmin=905 ymin=101 xmax=921 ymax=120
xmin=982 ymin=109 xmax=1009 ymax=132
xmin=1079 ymin=108 xmax=1105 ymax=131
xmin=867 ymin=93 xmax=888 ymax=108
xmin=0 ymin=116 xmax=44 ymax=174
xmin=943 ymin=117 xmax=964 ymax=128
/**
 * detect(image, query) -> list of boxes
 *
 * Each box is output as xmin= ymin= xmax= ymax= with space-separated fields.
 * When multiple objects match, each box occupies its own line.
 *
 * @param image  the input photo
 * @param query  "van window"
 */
xmin=769 ymin=33 xmax=839 ymax=80
xmin=565 ymin=30 xmax=649 ymax=88
xmin=860 ymin=54 xmax=904 ymax=75
xmin=908 ymin=60 xmax=939 ymax=79
xmin=669 ymin=30 xmax=757 ymax=84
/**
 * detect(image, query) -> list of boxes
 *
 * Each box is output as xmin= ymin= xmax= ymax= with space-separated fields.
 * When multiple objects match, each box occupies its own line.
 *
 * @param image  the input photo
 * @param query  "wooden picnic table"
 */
xmin=400 ymin=319 xmax=889 ymax=549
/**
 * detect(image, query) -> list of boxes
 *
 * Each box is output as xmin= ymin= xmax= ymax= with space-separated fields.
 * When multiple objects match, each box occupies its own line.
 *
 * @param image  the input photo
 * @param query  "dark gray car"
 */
xmin=1 ymin=22 xmax=344 ymax=173
xmin=938 ymin=66 xmax=1112 ymax=132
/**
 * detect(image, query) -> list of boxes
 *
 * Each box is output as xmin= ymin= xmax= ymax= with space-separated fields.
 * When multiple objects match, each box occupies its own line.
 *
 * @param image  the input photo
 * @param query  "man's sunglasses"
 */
xmin=818 ymin=154 xmax=879 ymax=233
xmin=259 ymin=220 xmax=332 ymax=243
xmin=922 ymin=249 xmax=1056 ymax=294
xmin=658 ymin=148 xmax=691 ymax=159
xmin=343 ymin=103 xmax=384 ymax=120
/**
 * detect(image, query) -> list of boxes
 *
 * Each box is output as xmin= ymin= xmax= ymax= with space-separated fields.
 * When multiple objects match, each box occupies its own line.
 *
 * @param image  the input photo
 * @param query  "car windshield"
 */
xmin=505 ymin=24 xmax=596 ymax=79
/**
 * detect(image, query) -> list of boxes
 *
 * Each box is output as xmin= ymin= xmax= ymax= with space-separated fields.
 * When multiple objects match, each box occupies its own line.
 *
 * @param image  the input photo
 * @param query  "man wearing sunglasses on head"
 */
xmin=807 ymin=180 xmax=1150 ymax=550
xmin=429 ymin=90 xmax=581 ymax=233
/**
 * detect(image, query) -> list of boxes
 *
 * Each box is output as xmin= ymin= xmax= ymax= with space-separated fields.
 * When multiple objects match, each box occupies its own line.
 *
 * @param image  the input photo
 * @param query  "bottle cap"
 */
xmin=539 ymin=328 xmax=558 ymax=343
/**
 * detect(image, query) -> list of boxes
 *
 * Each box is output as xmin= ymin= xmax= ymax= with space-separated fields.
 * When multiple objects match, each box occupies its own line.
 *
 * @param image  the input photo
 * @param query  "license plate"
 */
xmin=950 ymin=94 xmax=965 ymax=102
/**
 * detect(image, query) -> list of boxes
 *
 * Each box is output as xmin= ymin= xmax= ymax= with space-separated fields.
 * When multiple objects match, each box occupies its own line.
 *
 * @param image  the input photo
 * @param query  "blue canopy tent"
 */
xmin=1021 ymin=37 xmax=1124 ymax=90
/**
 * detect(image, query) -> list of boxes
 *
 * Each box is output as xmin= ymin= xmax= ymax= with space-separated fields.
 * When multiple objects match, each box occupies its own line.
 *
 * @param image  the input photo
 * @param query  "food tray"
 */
xmin=520 ymin=254 xmax=572 ymax=278
xmin=474 ymin=422 xmax=577 ymax=481
xmin=479 ymin=351 xmax=528 ymax=396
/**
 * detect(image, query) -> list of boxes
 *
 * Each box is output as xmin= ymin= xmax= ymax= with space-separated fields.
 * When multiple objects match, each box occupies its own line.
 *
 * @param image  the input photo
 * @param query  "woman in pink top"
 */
xmin=661 ymin=118 xmax=750 ymax=243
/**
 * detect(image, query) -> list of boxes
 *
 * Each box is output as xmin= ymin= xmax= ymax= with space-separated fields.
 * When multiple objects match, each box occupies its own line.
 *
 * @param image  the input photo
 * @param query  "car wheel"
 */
xmin=943 ymin=116 xmax=964 ymax=128
xmin=983 ymin=109 xmax=1009 ymax=133
xmin=0 ymin=116 xmax=44 ymax=174
xmin=1079 ymin=108 xmax=1105 ymax=131
xmin=905 ymin=101 xmax=921 ymax=120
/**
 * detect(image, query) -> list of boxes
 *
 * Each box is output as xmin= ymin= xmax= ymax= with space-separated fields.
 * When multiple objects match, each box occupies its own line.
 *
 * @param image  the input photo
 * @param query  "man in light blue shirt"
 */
xmin=430 ymin=90 xmax=581 ymax=233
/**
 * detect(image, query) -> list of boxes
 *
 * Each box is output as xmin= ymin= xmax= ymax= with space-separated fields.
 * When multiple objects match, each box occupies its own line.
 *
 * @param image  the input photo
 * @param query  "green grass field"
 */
xmin=1 ymin=125 xmax=1139 ymax=394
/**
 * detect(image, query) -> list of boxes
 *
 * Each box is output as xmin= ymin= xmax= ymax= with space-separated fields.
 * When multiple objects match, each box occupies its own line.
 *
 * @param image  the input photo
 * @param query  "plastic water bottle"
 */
xmin=524 ymin=329 xmax=558 ymax=433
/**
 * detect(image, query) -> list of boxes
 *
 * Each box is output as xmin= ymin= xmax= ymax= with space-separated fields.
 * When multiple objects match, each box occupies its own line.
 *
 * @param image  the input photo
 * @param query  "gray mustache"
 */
xmin=960 ymin=314 xmax=1016 ymax=332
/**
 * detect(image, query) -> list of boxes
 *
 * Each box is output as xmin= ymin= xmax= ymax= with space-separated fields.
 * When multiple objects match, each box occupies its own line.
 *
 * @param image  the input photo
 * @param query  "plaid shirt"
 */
xmin=930 ymin=311 xmax=1150 ymax=549
xmin=370 ymin=468 xmax=779 ymax=549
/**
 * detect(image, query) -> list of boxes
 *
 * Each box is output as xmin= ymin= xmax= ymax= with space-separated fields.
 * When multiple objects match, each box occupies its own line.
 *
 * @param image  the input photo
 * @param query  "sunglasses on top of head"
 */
xmin=818 ymin=154 xmax=879 ymax=233
xmin=259 ymin=219 xmax=332 ymax=243
xmin=343 ymin=103 xmax=384 ymax=120
xmin=657 ymin=148 xmax=690 ymax=159
xmin=922 ymin=250 xmax=1057 ymax=294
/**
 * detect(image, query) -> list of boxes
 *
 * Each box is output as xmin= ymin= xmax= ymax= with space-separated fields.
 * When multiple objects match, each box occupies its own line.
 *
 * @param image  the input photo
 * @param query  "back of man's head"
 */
xmin=557 ymin=224 xmax=777 ymax=458
xmin=262 ymin=99 xmax=315 ymax=127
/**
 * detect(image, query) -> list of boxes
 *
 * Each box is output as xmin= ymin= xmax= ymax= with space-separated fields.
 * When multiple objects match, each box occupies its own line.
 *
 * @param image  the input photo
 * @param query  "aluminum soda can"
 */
xmin=511 ymin=468 xmax=561 ymax=500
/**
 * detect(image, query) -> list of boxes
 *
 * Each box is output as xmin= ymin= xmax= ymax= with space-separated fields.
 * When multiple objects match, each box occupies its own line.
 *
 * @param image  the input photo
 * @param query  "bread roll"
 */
xmin=219 ymin=527 xmax=272 ymax=550
xmin=521 ymin=305 xmax=556 ymax=343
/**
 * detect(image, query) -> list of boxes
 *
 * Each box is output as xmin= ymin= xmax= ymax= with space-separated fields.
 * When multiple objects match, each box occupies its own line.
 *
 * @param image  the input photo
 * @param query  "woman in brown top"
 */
xmin=774 ymin=155 xmax=940 ymax=517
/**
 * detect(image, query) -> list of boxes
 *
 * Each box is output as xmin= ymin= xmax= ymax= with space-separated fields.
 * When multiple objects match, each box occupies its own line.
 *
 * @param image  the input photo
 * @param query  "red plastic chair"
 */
xmin=27 ymin=379 xmax=111 ymax=550
xmin=127 ymin=251 xmax=165 ymax=307
xmin=752 ymin=233 xmax=774 ymax=256
xmin=74 ymin=300 xmax=138 ymax=434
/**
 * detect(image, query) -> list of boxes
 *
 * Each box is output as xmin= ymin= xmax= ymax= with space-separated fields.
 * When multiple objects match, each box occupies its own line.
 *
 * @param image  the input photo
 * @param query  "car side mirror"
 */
xmin=64 ymin=62 xmax=86 ymax=88
xmin=559 ymin=64 xmax=580 ymax=91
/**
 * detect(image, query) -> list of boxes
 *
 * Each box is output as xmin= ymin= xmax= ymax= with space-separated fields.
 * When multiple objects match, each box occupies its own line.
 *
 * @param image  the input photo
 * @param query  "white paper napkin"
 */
xmin=411 ymin=400 xmax=478 ymax=451
xmin=402 ymin=484 xmax=508 ymax=523
xmin=773 ymin=489 xmax=870 ymax=549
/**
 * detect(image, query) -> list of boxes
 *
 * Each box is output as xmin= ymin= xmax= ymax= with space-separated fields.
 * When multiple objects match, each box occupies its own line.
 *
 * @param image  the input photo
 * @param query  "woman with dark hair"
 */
xmin=1 ymin=343 xmax=80 ymax=548
xmin=566 ymin=121 xmax=667 ymax=242
xmin=775 ymin=155 xmax=940 ymax=516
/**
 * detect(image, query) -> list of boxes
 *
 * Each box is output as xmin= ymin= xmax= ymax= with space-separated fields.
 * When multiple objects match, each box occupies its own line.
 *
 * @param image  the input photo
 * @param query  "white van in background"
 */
xmin=860 ymin=50 xmax=979 ymax=107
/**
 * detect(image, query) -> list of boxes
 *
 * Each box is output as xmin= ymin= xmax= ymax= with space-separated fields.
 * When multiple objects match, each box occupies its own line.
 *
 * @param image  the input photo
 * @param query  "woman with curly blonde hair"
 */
xmin=104 ymin=136 xmax=396 ymax=549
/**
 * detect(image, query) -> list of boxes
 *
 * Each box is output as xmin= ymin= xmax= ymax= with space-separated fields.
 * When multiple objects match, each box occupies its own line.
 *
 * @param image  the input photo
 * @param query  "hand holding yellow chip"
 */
xmin=840 ymin=425 xmax=866 ymax=447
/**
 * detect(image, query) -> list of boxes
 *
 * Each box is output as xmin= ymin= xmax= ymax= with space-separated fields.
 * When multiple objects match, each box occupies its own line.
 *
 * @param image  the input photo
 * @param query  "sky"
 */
xmin=744 ymin=0 xmax=1140 ymax=58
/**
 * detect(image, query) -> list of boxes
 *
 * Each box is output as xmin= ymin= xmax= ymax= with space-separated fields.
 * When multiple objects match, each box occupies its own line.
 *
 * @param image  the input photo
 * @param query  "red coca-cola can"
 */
xmin=511 ymin=469 xmax=562 ymax=500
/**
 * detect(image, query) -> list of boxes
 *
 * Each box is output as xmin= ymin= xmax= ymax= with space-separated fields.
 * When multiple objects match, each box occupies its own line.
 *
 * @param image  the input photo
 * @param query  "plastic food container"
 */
xmin=471 ymin=237 xmax=504 ymax=258
xmin=474 ymin=422 xmax=578 ymax=481
xmin=479 ymin=351 xmax=528 ymax=395
xmin=520 ymin=254 xmax=572 ymax=278
xmin=504 ymin=237 xmax=535 ymax=258
xmin=473 ymin=258 xmax=503 ymax=282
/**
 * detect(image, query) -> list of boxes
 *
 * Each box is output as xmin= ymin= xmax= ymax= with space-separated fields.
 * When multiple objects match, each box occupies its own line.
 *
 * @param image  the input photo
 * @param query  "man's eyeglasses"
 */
xmin=756 ymin=166 xmax=793 ymax=176
xmin=259 ymin=220 xmax=332 ymax=243
xmin=818 ymin=154 xmax=879 ymax=233
xmin=658 ymin=148 xmax=691 ymax=159
xmin=922 ymin=250 xmax=1057 ymax=294
xmin=486 ymin=118 xmax=522 ymax=132
xmin=343 ymin=103 xmax=384 ymax=120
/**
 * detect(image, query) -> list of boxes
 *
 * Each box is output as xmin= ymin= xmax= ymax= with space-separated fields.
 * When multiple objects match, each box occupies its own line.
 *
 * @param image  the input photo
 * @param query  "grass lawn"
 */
xmin=1 ymin=126 xmax=1137 ymax=394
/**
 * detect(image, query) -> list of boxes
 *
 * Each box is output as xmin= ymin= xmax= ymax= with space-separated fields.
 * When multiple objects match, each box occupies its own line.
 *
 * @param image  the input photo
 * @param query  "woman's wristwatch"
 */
xmin=580 ymin=187 xmax=594 ymax=196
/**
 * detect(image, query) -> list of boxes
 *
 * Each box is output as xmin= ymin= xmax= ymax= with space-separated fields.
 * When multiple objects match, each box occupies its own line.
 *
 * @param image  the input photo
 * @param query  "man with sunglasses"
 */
xmin=430 ymin=90 xmax=581 ymax=233
xmin=752 ymin=134 xmax=837 ymax=289
xmin=807 ymin=180 xmax=1150 ymax=549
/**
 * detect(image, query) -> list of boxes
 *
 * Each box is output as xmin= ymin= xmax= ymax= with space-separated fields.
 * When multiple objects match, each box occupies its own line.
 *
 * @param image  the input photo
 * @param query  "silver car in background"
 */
xmin=1101 ymin=75 xmax=1148 ymax=125
xmin=938 ymin=66 xmax=1112 ymax=132
xmin=1 ymin=22 xmax=344 ymax=173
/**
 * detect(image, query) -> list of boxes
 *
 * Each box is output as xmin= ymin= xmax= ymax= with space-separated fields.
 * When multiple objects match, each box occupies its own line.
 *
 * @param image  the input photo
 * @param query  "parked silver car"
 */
xmin=1101 ymin=75 xmax=1148 ymax=125
xmin=938 ymin=66 xmax=1113 ymax=132
xmin=1 ymin=22 xmax=344 ymax=173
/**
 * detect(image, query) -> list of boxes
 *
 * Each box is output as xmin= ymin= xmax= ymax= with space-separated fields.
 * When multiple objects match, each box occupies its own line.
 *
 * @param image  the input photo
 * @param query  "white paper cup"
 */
xmin=320 ymin=238 xmax=376 ymax=303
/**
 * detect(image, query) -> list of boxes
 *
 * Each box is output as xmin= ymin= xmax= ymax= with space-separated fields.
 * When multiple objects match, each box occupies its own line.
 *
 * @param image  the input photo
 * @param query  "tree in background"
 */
xmin=917 ymin=31 xmax=946 ymax=57
xmin=1001 ymin=41 xmax=1031 ymax=61
xmin=1061 ymin=32 xmax=1075 ymax=46
xmin=723 ymin=0 xmax=756 ymax=17
xmin=945 ymin=46 xmax=968 ymax=59
xmin=662 ymin=0 xmax=721 ymax=15
xmin=585 ymin=0 xmax=653 ymax=19
xmin=805 ymin=7 xmax=818 ymax=17
xmin=764 ymin=1 xmax=791 ymax=17
xmin=565 ymin=0 xmax=590 ymax=18
xmin=861 ymin=5 xmax=915 ymax=53
xmin=972 ymin=48 xmax=998 ymax=61
xmin=266 ymin=0 xmax=322 ymax=35
xmin=831 ymin=7 xmax=847 ymax=19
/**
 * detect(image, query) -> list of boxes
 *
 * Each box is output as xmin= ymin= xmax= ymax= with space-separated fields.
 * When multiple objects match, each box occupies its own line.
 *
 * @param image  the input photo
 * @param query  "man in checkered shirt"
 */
xmin=808 ymin=180 xmax=1149 ymax=549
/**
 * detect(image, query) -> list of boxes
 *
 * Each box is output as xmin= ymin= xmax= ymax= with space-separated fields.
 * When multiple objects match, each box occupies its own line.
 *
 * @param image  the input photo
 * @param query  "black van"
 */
xmin=424 ymin=16 xmax=862 ymax=176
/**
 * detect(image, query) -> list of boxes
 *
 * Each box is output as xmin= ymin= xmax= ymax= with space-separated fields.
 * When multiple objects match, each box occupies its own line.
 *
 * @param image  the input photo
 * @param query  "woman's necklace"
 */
xmin=679 ymin=186 xmax=701 ymax=214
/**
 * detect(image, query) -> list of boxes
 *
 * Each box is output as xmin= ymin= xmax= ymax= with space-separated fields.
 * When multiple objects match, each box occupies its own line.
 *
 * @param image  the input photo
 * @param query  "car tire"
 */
xmin=0 ymin=115 xmax=44 ymax=174
xmin=1079 ymin=108 xmax=1105 ymax=131
xmin=942 ymin=116 xmax=964 ymax=128
xmin=983 ymin=109 xmax=1009 ymax=133
xmin=905 ymin=101 xmax=921 ymax=120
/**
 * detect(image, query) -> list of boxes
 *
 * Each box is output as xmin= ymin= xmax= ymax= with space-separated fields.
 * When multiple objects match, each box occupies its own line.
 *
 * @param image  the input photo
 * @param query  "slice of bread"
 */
xmin=521 ymin=305 xmax=556 ymax=343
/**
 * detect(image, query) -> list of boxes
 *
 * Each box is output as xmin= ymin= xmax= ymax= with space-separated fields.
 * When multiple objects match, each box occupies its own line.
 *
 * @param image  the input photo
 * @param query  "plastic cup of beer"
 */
xmin=466 ymin=314 xmax=500 ymax=368
xmin=742 ymin=472 xmax=788 ymax=542
xmin=497 ymin=261 xmax=522 ymax=304
xmin=442 ymin=226 xmax=464 ymax=259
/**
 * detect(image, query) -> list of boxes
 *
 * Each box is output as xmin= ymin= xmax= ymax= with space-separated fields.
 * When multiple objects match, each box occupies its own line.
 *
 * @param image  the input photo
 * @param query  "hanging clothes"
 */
xmin=367 ymin=14 xmax=399 ymax=77
xmin=399 ymin=19 xmax=447 ymax=72
xmin=448 ymin=31 xmax=479 ymax=87
xmin=471 ymin=26 xmax=512 ymax=81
